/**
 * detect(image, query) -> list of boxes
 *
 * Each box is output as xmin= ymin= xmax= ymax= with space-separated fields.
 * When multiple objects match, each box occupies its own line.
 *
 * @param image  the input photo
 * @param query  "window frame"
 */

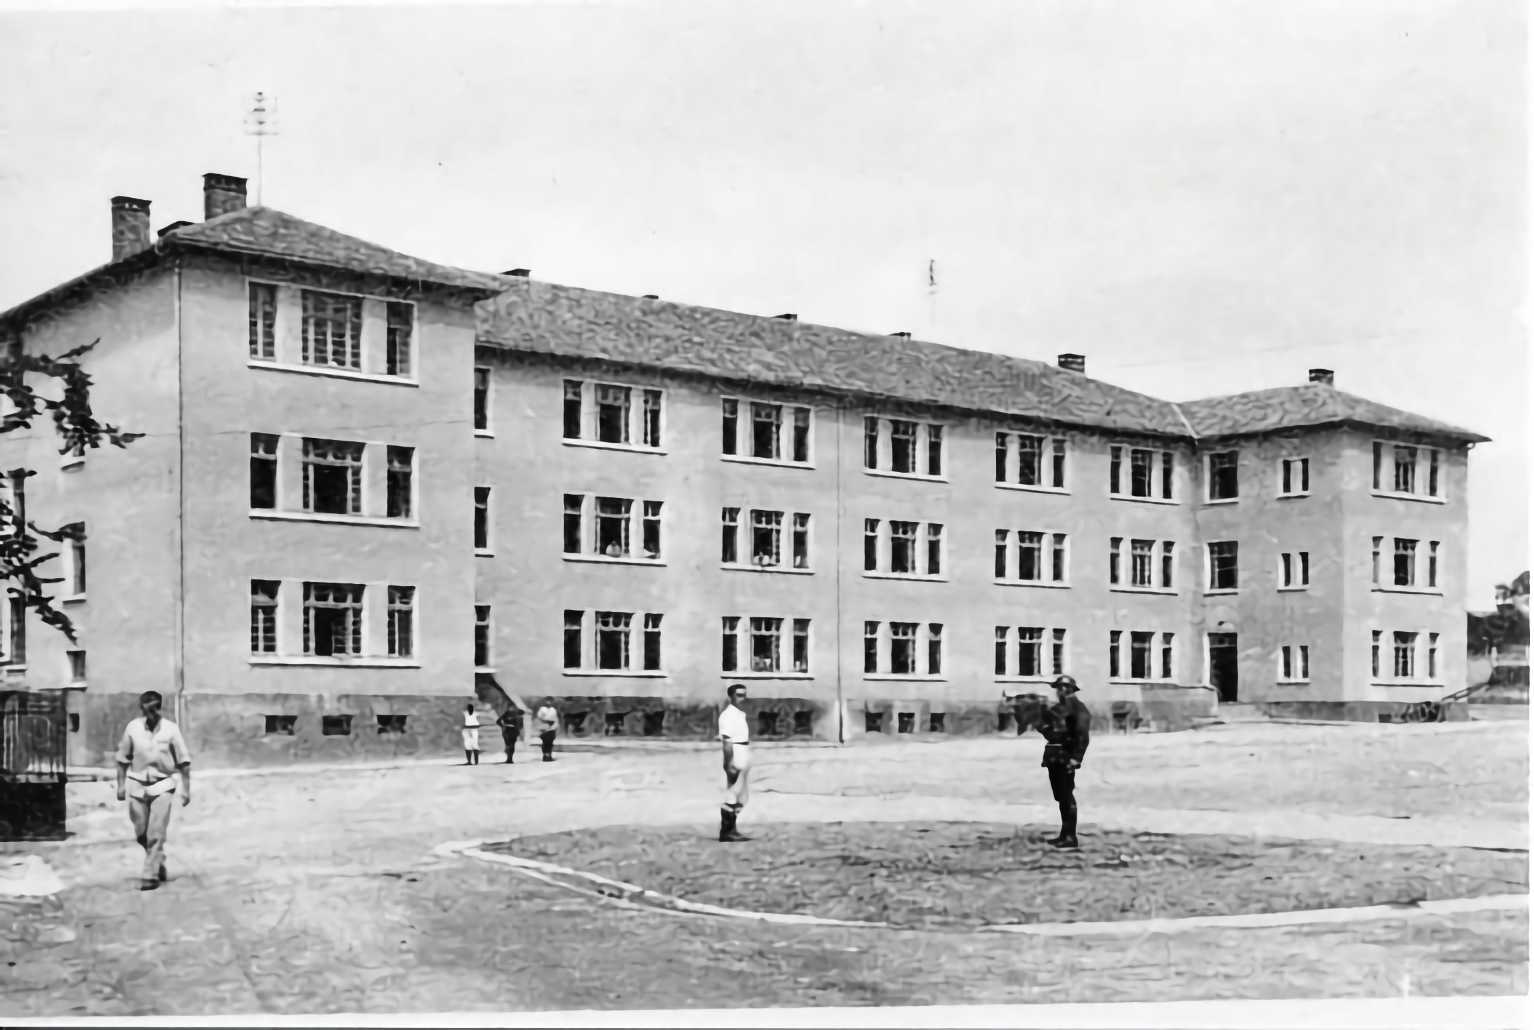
xmin=719 ymin=507 xmax=813 ymax=575
xmin=560 ymin=379 xmax=668 ymax=454
xmin=861 ymin=619 xmax=947 ymax=680
xmin=561 ymin=493 xmax=668 ymax=566
xmin=863 ymin=516 xmax=948 ymax=581
xmin=1206 ymin=540 xmax=1239 ymax=593
xmin=1277 ymin=643 xmax=1311 ymax=683
xmin=1278 ymin=456 xmax=1311 ymax=498
xmin=1108 ymin=444 xmax=1178 ymax=504
xmin=1105 ymin=535 xmax=1177 ymax=595
xmin=719 ymin=614 xmax=814 ymax=678
xmin=994 ymin=432 xmax=1070 ymax=494
xmin=1205 ymin=450 xmax=1240 ymax=503
xmin=1107 ymin=627 xmax=1178 ymax=683
xmin=719 ymin=396 xmax=814 ymax=468
xmin=862 ymin=415 xmax=947 ymax=481
xmin=1278 ymin=549 xmax=1311 ymax=591
xmin=561 ymin=608 xmax=669 ymax=677
xmin=1370 ymin=440 xmax=1446 ymax=504
xmin=244 ymin=280 xmax=421 ymax=386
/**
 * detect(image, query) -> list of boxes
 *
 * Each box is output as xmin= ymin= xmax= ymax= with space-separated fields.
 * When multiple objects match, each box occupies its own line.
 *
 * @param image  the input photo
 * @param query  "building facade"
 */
xmin=0 ymin=175 xmax=1488 ymax=766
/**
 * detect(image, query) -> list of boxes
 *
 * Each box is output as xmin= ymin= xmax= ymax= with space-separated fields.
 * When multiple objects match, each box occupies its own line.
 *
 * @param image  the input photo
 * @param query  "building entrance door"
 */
xmin=1208 ymin=633 xmax=1239 ymax=703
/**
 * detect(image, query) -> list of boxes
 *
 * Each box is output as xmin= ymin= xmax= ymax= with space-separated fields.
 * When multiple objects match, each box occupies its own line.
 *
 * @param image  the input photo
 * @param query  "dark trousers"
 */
xmin=540 ymin=730 xmax=556 ymax=760
xmin=501 ymin=729 xmax=518 ymax=762
xmin=1047 ymin=764 xmax=1078 ymax=838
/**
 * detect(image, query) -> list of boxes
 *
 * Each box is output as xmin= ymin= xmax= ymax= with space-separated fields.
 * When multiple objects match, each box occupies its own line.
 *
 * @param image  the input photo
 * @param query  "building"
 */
xmin=0 ymin=174 xmax=1490 ymax=766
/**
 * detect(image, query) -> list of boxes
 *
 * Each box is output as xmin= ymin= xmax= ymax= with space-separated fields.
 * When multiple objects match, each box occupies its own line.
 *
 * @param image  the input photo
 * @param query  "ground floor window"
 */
xmin=303 ymin=582 xmax=363 ymax=656
xmin=1109 ymin=629 xmax=1175 ymax=681
xmin=563 ymin=608 xmax=665 ymax=673
xmin=722 ymin=615 xmax=811 ymax=674
xmin=863 ymin=620 xmax=943 ymax=677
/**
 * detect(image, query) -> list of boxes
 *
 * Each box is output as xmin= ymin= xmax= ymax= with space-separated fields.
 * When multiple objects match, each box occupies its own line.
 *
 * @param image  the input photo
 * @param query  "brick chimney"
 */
xmin=1057 ymin=353 xmax=1086 ymax=374
xmin=110 ymin=196 xmax=152 ymax=262
xmin=1308 ymin=368 xmax=1335 ymax=386
xmin=203 ymin=173 xmax=248 ymax=220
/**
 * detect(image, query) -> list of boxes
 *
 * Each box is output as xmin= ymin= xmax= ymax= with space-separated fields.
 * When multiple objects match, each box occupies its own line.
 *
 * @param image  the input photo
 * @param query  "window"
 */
xmin=890 ymin=622 xmax=917 ymax=674
xmin=642 ymin=390 xmax=662 ymax=448
xmin=642 ymin=502 xmax=662 ymax=559
xmin=1428 ymin=633 xmax=1439 ymax=679
xmin=866 ymin=518 xmax=944 ymax=577
xmin=864 ymin=621 xmax=943 ymax=676
xmin=1208 ymin=451 xmax=1239 ymax=500
xmin=385 ymin=302 xmax=413 ymax=377
xmin=1018 ymin=435 xmax=1042 ymax=486
xmin=1280 ymin=551 xmax=1310 ymax=589
xmin=1208 ymin=541 xmax=1238 ymax=591
xmin=722 ymin=399 xmax=739 ymax=455
xmin=1161 ymin=451 xmax=1174 ymax=499
xmin=1161 ymin=633 xmax=1174 ymax=680
xmin=476 ymin=606 xmax=491 ymax=667
xmin=995 ymin=433 xmax=1008 ymax=482
xmin=475 ymin=369 xmax=491 ymax=432
xmin=793 ymin=407 xmax=811 ymax=463
xmin=302 ymin=438 xmax=363 ymax=515
xmin=597 ymin=385 xmax=630 ymax=444
xmin=8 ymin=595 xmax=24 ymax=665
xmin=865 ymin=417 xmax=944 ymax=476
xmin=722 ymin=616 xmax=740 ymax=672
xmin=1429 ymin=450 xmax=1440 ymax=497
xmin=248 ymin=283 xmax=276 ymax=360
xmin=927 ymin=623 xmax=943 ymax=675
xmin=865 ymin=520 xmax=881 ymax=571
xmin=322 ymin=715 xmax=352 ymax=736
xmin=750 ymin=617 xmax=782 ymax=672
xmin=793 ymin=619 xmax=810 ymax=673
xmin=303 ymin=582 xmax=363 ymax=657
xmin=751 ymin=510 xmax=783 ymax=567
xmin=250 ymin=433 xmax=278 ymax=509
xmin=475 ymin=487 xmax=491 ymax=551
xmin=1109 ymin=630 xmax=1121 ymax=679
xmin=995 ymin=530 xmax=1007 ymax=579
xmin=722 ymin=508 xmax=740 ymax=564
xmin=1130 ymin=631 xmax=1153 ymax=680
xmin=386 ymin=446 xmax=413 ymax=519
xmin=994 ymin=626 xmax=1007 ymax=675
xmin=1109 ymin=537 xmax=1122 ymax=585
xmin=1280 ymin=644 xmax=1310 ymax=682
xmin=64 ymin=525 xmax=86 ymax=597
xmin=596 ymin=611 xmax=632 ymax=670
xmin=1109 ymin=446 xmax=1122 ymax=495
xmin=564 ymin=495 xmax=583 ymax=553
xmin=996 ymin=530 xmax=1067 ymax=584
xmin=926 ymin=524 xmax=943 ymax=577
xmin=864 ymin=621 xmax=878 ymax=673
xmin=377 ymin=714 xmax=407 ymax=735
xmin=1052 ymin=438 xmax=1067 ymax=489
xmin=1372 ymin=441 xmax=1383 ymax=490
xmin=890 ymin=521 xmax=917 ymax=574
xmin=1110 ymin=446 xmax=1176 ymax=500
xmin=1018 ymin=627 xmax=1043 ymax=677
xmin=1130 ymin=539 xmax=1154 ymax=587
xmin=68 ymin=650 xmax=86 ymax=684
xmin=301 ymin=290 xmax=362 ymax=369
xmin=1105 ymin=629 xmax=1175 ymax=681
xmin=751 ymin=403 xmax=781 ymax=459
xmin=1372 ymin=536 xmax=1383 ymax=584
xmin=1428 ymin=541 xmax=1438 ymax=588
xmin=597 ymin=497 xmax=631 ymax=558
xmin=563 ymin=380 xmax=582 ymax=439
xmin=1053 ymin=629 xmax=1068 ymax=676
xmin=563 ymin=610 xmax=583 ymax=668
xmin=1130 ymin=449 xmax=1153 ymax=497
xmin=387 ymin=586 xmax=414 ymax=658
xmin=643 ymin=614 xmax=662 ymax=671
xmin=265 ymin=715 xmax=297 ymax=736
xmin=1393 ymin=538 xmax=1417 ymax=587
xmin=1376 ymin=442 xmax=1444 ymax=498
xmin=1280 ymin=457 xmax=1310 ymax=496
xmin=251 ymin=580 xmax=278 ymax=654
xmin=1161 ymin=541 xmax=1175 ymax=589
xmin=996 ymin=433 xmax=1068 ymax=489
xmin=1371 ymin=630 xmax=1381 ymax=678
xmin=1393 ymin=631 xmax=1416 ymax=679
xmin=1393 ymin=446 xmax=1416 ymax=493
xmin=793 ymin=514 xmax=810 ymax=569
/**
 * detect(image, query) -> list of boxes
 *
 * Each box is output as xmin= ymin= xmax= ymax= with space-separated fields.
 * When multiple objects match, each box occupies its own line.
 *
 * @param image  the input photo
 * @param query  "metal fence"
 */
xmin=0 ymin=690 xmax=67 ymax=783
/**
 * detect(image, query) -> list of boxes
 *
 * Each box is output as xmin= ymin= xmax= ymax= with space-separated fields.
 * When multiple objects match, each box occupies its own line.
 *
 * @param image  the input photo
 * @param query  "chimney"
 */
xmin=890 ymin=331 xmax=912 ymax=339
xmin=1057 ymin=353 xmax=1086 ymax=374
xmin=1308 ymin=368 xmax=1335 ymax=386
xmin=775 ymin=313 xmax=797 ymax=321
xmin=203 ymin=173 xmax=247 ymax=220
xmin=641 ymin=294 xmax=659 ymax=300
xmin=503 ymin=268 xmax=530 ymax=277
xmin=110 ymin=196 xmax=152 ymax=262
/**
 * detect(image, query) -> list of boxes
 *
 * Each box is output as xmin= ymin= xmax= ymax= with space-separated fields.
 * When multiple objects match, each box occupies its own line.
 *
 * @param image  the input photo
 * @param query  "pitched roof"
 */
xmin=0 ymin=206 xmax=508 ymax=332
xmin=476 ymin=279 xmax=1192 ymax=436
xmin=1177 ymin=384 xmax=1489 ymax=443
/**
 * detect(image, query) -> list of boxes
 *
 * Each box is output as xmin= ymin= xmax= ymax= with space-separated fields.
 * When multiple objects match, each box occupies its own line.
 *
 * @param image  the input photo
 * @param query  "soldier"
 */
xmin=1041 ymin=675 xmax=1091 ymax=848
xmin=718 ymin=683 xmax=751 ymax=842
xmin=496 ymin=703 xmax=524 ymax=764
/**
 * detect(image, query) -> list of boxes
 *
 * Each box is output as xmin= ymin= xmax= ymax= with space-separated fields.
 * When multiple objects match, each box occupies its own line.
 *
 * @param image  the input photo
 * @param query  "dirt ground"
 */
xmin=0 ymin=719 xmax=1526 ymax=1017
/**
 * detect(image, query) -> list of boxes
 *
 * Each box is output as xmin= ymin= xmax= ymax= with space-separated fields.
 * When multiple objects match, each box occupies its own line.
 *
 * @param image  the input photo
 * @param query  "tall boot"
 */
xmin=719 ymin=806 xmax=750 ymax=843
xmin=1052 ymin=799 xmax=1079 ymax=848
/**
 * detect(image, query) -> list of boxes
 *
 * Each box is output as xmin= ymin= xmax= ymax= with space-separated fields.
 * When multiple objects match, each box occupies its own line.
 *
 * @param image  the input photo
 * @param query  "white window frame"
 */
xmin=1370 ymin=627 xmax=1443 ymax=685
xmin=994 ymin=625 xmax=1071 ymax=682
xmin=863 ymin=517 xmax=947 ymax=581
xmin=561 ymin=493 xmax=667 ymax=566
xmin=1370 ymin=534 xmax=1442 ymax=595
xmin=247 ymin=433 xmax=421 ymax=529
xmin=719 ymin=614 xmax=814 ymax=679
xmin=862 ymin=415 xmax=947 ymax=481
xmin=1278 ymin=550 xmax=1311 ymax=591
xmin=1278 ymin=456 xmax=1311 ymax=498
xmin=992 ymin=529 xmax=1071 ymax=588
xmin=1370 ymin=440 xmax=1446 ymax=504
xmin=862 ymin=619 xmax=946 ymax=680
xmin=718 ymin=507 xmax=812 ymax=575
xmin=1277 ymin=643 xmax=1310 ymax=683
xmin=1108 ymin=628 xmax=1178 ymax=683
xmin=1204 ymin=449 xmax=1241 ymax=505
xmin=561 ymin=379 xmax=668 ymax=454
xmin=1107 ymin=536 xmax=1177 ymax=595
xmin=1205 ymin=540 xmax=1239 ymax=594
xmin=1109 ymin=444 xmax=1178 ymax=504
xmin=244 ymin=279 xmax=420 ymax=386
xmin=720 ymin=396 xmax=815 ymax=468
xmin=474 ymin=367 xmax=493 ymax=437
xmin=995 ymin=432 xmax=1070 ymax=494
xmin=561 ymin=607 xmax=668 ymax=677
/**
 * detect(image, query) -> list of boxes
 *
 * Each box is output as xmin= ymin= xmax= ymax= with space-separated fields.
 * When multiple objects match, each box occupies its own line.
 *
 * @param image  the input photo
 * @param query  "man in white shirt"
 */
xmin=718 ymin=683 xmax=751 ymax=842
xmin=535 ymin=697 xmax=559 ymax=762
xmin=114 ymin=691 xmax=192 ymax=891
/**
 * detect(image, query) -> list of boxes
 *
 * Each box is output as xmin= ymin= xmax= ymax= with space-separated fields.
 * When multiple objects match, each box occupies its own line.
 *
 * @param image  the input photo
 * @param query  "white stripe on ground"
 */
xmin=442 ymin=840 xmax=1528 ymax=936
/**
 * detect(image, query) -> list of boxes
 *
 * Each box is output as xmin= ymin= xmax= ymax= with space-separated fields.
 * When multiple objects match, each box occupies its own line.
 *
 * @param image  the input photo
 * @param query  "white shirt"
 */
xmin=115 ymin=717 xmax=191 ymax=784
xmin=718 ymin=704 xmax=750 ymax=744
xmin=535 ymin=706 xmax=558 ymax=732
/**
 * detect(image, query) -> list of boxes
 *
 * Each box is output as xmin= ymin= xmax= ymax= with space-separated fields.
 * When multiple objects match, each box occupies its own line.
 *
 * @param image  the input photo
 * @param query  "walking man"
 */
xmin=535 ymin=697 xmax=559 ymax=762
xmin=718 ymin=683 xmax=751 ymax=842
xmin=114 ymin=691 xmax=192 ymax=891
xmin=496 ymin=703 xmax=524 ymax=764
xmin=1041 ymin=675 xmax=1091 ymax=848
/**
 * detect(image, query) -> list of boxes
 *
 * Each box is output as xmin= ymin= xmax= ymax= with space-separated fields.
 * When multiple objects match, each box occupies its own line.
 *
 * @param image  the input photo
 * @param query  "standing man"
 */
xmin=1041 ymin=675 xmax=1091 ymax=849
xmin=535 ymin=697 xmax=559 ymax=762
xmin=114 ymin=691 xmax=192 ymax=891
xmin=718 ymin=683 xmax=751 ymax=843
xmin=496 ymin=703 xmax=524 ymax=764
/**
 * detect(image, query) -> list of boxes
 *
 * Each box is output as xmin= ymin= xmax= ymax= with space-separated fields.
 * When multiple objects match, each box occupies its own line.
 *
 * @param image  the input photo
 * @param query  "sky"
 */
xmin=0 ymin=0 xmax=1525 ymax=606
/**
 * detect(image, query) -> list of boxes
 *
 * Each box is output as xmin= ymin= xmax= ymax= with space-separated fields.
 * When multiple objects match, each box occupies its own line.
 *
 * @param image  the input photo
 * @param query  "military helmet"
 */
xmin=1051 ymin=675 xmax=1080 ymax=693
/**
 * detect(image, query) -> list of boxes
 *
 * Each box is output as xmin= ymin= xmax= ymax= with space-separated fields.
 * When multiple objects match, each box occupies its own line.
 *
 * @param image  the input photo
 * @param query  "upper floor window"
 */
xmin=996 ymin=433 xmax=1067 ymax=490
xmin=1110 ymin=446 xmax=1174 ymax=500
xmin=301 ymin=290 xmax=363 ymax=370
xmin=864 ymin=417 xmax=944 ymax=478
xmin=1110 ymin=537 xmax=1175 ymax=590
xmin=1279 ymin=550 xmax=1310 ymax=590
xmin=249 ymin=283 xmax=277 ymax=360
xmin=304 ymin=582 xmax=364 ymax=657
xmin=474 ymin=368 xmax=491 ymax=433
xmin=474 ymin=487 xmax=492 ymax=552
xmin=302 ymin=438 xmax=363 ymax=515
xmin=863 ymin=518 xmax=944 ymax=578
xmin=1279 ymin=457 xmax=1310 ymax=497
xmin=1372 ymin=442 xmax=1443 ymax=500
xmin=250 ymin=433 xmax=278 ymax=509
xmin=251 ymin=579 xmax=279 ymax=654
xmin=565 ymin=494 xmax=663 ymax=561
xmin=385 ymin=302 xmax=413 ymax=377
xmin=247 ymin=283 xmax=414 ymax=380
xmin=1207 ymin=540 xmax=1239 ymax=591
xmin=1207 ymin=451 xmax=1239 ymax=501
xmin=387 ymin=586 xmax=414 ymax=659
xmin=1375 ymin=536 xmax=1440 ymax=591
xmin=563 ymin=379 xmax=663 ymax=450
xmin=995 ymin=625 xmax=1069 ymax=679
xmin=720 ymin=398 xmax=811 ymax=465
xmin=386 ymin=447 xmax=413 ymax=520
xmin=995 ymin=529 xmax=1068 ymax=585
xmin=721 ymin=615 xmax=811 ymax=675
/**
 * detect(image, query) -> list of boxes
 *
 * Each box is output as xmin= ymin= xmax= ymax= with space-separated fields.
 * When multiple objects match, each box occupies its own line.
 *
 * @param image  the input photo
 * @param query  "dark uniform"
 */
xmin=1040 ymin=679 xmax=1091 ymax=847
xmin=496 ymin=706 xmax=524 ymax=764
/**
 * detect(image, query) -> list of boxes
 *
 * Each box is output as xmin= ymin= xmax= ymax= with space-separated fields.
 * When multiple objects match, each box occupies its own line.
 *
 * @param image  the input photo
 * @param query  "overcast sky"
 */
xmin=0 ymin=0 xmax=1525 ymax=605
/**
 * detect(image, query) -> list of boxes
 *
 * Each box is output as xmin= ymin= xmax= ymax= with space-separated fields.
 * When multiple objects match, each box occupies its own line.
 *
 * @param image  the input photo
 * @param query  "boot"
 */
xmin=1050 ymin=801 xmax=1079 ymax=848
xmin=718 ymin=807 xmax=750 ymax=843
